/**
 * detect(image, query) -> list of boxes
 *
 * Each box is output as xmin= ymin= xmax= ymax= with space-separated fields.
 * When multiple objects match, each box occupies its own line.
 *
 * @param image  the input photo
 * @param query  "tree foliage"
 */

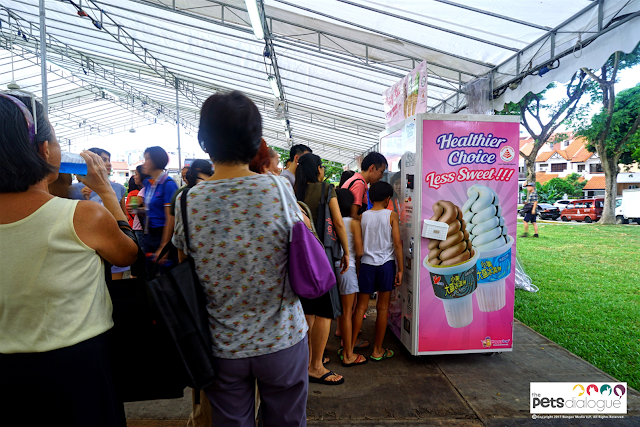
xmin=499 ymin=73 xmax=590 ymax=185
xmin=574 ymin=41 xmax=640 ymax=224
xmin=269 ymin=145 xmax=344 ymax=183
xmin=578 ymin=84 xmax=640 ymax=161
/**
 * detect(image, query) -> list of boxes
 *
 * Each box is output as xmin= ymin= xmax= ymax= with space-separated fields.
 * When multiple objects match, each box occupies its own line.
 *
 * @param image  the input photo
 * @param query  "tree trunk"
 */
xmin=525 ymin=156 xmax=536 ymax=185
xmin=599 ymin=154 xmax=619 ymax=225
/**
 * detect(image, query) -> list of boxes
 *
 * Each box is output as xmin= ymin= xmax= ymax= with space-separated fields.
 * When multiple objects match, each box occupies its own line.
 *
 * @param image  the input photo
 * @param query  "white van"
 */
xmin=615 ymin=189 xmax=640 ymax=224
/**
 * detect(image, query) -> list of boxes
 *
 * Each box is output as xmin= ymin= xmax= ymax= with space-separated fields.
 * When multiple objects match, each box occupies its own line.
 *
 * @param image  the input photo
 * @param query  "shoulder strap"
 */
xmin=320 ymin=181 xmax=327 ymax=204
xmin=347 ymin=178 xmax=366 ymax=190
xmin=269 ymin=175 xmax=294 ymax=242
xmin=180 ymin=187 xmax=191 ymax=252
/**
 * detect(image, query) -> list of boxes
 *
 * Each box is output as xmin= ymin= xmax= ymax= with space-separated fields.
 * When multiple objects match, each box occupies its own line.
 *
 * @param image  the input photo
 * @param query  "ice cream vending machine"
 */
xmin=380 ymin=114 xmax=520 ymax=355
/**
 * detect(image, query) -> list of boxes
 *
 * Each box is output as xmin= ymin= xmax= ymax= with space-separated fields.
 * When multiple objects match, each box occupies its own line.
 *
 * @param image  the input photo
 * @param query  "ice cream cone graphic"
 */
xmin=423 ymin=200 xmax=479 ymax=328
xmin=462 ymin=185 xmax=513 ymax=312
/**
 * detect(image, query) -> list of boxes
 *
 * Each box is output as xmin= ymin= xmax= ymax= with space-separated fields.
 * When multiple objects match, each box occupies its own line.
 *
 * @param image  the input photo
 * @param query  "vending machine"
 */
xmin=380 ymin=113 xmax=520 ymax=355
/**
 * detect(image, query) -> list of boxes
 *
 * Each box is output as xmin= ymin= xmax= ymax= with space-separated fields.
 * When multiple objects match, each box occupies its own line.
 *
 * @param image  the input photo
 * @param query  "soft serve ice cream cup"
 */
xmin=475 ymin=235 xmax=514 ymax=312
xmin=423 ymin=249 xmax=479 ymax=328
xmin=462 ymin=185 xmax=512 ymax=312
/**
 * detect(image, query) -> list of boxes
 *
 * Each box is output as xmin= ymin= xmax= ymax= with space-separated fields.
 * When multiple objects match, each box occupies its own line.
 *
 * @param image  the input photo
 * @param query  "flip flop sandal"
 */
xmin=308 ymin=371 xmax=345 ymax=385
xmin=370 ymin=348 xmax=394 ymax=362
xmin=337 ymin=348 xmax=343 ymax=361
xmin=342 ymin=354 xmax=368 ymax=368
xmin=353 ymin=339 xmax=370 ymax=350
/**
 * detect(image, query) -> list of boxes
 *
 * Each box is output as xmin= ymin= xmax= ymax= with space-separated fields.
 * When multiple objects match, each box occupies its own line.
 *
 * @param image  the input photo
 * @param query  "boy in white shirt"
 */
xmin=352 ymin=181 xmax=403 ymax=361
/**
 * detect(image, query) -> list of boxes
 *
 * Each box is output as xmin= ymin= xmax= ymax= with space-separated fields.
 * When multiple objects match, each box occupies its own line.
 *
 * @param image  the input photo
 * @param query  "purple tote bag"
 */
xmin=270 ymin=175 xmax=336 ymax=299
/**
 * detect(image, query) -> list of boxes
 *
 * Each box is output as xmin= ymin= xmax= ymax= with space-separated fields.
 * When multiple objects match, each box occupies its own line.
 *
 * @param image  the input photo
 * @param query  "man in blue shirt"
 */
xmin=69 ymin=148 xmax=128 ymax=214
xmin=69 ymin=148 xmax=129 ymax=279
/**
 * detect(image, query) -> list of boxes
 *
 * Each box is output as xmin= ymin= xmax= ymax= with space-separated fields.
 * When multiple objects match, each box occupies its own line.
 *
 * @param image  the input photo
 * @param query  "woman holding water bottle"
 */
xmin=0 ymin=93 xmax=139 ymax=426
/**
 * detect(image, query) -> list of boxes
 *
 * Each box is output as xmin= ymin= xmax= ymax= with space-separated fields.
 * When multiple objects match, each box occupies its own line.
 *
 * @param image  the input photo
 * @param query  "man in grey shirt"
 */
xmin=280 ymin=144 xmax=312 ymax=188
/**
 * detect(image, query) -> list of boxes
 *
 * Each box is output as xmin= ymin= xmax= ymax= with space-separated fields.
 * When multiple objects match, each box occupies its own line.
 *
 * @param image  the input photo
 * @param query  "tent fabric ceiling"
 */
xmin=0 ymin=0 xmax=639 ymax=164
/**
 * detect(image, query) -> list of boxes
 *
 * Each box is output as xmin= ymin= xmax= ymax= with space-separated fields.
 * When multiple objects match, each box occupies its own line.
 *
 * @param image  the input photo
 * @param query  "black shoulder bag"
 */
xmin=317 ymin=182 xmax=342 ymax=260
xmin=146 ymin=188 xmax=216 ymax=390
xmin=315 ymin=182 xmax=343 ymax=319
xmin=107 ymin=227 xmax=186 ymax=402
xmin=346 ymin=178 xmax=368 ymax=215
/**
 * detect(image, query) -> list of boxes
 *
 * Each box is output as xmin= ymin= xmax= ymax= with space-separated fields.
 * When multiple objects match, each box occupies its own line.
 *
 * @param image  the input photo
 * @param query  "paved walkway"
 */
xmin=126 ymin=307 xmax=640 ymax=427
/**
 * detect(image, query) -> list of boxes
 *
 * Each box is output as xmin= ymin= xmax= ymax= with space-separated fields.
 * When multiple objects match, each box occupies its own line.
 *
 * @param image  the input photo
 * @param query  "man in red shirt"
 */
xmin=341 ymin=152 xmax=388 ymax=220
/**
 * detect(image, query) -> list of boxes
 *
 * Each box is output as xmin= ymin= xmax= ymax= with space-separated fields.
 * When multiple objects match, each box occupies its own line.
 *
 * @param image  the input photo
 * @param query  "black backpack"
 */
xmin=343 ymin=178 xmax=368 ymax=215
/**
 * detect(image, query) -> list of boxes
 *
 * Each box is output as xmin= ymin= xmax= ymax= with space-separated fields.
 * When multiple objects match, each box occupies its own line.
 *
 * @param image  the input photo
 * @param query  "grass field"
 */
xmin=515 ymin=222 xmax=640 ymax=391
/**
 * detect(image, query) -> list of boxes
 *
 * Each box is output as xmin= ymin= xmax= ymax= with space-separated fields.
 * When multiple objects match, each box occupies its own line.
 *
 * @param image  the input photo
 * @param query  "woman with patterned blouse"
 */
xmin=173 ymin=91 xmax=308 ymax=427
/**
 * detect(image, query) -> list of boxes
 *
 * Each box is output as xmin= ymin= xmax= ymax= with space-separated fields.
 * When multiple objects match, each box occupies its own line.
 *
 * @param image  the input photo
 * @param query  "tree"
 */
xmin=500 ymin=73 xmax=590 ymax=186
xmin=576 ymin=43 xmax=640 ymax=224
xmin=543 ymin=178 xmax=576 ymax=199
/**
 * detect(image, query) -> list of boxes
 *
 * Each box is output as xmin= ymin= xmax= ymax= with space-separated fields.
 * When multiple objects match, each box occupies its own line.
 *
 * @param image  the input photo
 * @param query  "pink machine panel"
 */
xmin=419 ymin=119 xmax=519 ymax=353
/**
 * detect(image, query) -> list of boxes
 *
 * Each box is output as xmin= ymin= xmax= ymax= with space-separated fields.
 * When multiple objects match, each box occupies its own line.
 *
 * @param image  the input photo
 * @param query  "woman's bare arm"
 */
xmin=329 ymin=197 xmax=349 ymax=274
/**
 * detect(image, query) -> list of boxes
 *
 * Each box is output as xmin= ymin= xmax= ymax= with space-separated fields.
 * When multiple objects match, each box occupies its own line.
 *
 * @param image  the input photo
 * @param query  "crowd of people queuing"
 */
xmin=0 ymin=89 xmax=403 ymax=427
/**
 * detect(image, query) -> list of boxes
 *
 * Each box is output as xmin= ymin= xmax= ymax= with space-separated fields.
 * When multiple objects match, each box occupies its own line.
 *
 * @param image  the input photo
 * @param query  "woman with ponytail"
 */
xmin=294 ymin=153 xmax=350 ymax=385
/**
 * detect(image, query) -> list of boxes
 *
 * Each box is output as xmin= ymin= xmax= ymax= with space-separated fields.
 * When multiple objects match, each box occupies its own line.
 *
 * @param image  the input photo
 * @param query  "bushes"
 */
xmin=528 ymin=174 xmax=587 ymax=203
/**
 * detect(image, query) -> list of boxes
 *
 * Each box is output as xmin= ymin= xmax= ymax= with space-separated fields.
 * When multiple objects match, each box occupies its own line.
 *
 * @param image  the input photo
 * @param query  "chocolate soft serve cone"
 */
xmin=423 ymin=200 xmax=479 ymax=328
xmin=427 ymin=200 xmax=473 ymax=266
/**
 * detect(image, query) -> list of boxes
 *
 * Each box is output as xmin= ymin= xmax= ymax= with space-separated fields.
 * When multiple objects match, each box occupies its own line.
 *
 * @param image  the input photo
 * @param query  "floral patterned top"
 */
xmin=172 ymin=174 xmax=307 ymax=359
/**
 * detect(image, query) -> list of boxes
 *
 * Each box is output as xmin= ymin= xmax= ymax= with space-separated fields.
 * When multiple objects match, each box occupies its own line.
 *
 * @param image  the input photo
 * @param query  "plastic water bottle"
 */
xmin=59 ymin=152 xmax=87 ymax=175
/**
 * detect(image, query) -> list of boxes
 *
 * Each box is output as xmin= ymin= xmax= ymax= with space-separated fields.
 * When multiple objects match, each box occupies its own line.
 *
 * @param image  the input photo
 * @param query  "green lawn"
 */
xmin=515 ymin=222 xmax=640 ymax=391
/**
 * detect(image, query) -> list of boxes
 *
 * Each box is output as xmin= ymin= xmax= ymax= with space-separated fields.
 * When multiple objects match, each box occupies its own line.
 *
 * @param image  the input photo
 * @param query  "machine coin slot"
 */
xmin=406 ymin=174 xmax=414 ymax=189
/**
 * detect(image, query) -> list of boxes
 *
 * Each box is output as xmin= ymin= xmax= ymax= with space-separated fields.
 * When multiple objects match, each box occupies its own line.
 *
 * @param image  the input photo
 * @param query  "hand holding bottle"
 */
xmin=77 ymin=151 xmax=113 ymax=198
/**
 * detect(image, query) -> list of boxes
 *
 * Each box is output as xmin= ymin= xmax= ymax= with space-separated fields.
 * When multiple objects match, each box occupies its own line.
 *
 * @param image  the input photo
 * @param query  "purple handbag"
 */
xmin=270 ymin=175 xmax=336 ymax=299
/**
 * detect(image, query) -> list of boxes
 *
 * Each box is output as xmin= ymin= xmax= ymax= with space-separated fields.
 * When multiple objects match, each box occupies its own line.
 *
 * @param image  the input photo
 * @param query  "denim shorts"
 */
xmin=523 ymin=212 xmax=537 ymax=223
xmin=358 ymin=260 xmax=396 ymax=294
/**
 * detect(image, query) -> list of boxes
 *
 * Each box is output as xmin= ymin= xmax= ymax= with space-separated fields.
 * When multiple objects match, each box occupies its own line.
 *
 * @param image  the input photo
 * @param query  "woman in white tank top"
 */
xmin=0 ymin=94 xmax=138 ymax=426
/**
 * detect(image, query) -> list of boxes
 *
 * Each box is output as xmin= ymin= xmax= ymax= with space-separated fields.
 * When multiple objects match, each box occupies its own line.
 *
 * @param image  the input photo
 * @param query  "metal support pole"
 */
xmin=39 ymin=0 xmax=48 ymax=111
xmin=175 ymin=78 xmax=182 ymax=172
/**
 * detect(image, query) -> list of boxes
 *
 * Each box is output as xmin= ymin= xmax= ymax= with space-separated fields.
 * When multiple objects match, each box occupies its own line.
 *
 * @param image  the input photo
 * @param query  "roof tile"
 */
xmin=583 ymin=175 xmax=606 ymax=190
xmin=536 ymin=151 xmax=554 ymax=162
xmin=535 ymin=172 xmax=558 ymax=184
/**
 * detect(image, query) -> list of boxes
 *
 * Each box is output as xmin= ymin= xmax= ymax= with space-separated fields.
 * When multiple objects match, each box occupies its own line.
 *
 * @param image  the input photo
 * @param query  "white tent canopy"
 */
xmin=1 ymin=0 xmax=639 ymax=164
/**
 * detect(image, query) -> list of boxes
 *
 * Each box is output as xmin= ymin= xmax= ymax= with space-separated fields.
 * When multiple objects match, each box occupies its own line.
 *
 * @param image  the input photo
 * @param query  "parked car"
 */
xmin=517 ymin=203 xmax=560 ymax=220
xmin=560 ymin=198 xmax=604 ymax=223
xmin=537 ymin=203 xmax=561 ymax=220
xmin=553 ymin=200 xmax=572 ymax=210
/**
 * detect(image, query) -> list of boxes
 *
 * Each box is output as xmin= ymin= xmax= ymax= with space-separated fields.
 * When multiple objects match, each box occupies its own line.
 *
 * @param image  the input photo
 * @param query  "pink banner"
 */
xmin=383 ymin=61 xmax=427 ymax=128
xmin=419 ymin=119 xmax=519 ymax=353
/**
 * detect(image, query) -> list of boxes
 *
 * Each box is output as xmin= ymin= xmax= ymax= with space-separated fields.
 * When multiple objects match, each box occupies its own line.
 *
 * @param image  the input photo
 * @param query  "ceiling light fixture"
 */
xmin=268 ymin=75 xmax=281 ymax=99
xmin=244 ymin=0 xmax=264 ymax=40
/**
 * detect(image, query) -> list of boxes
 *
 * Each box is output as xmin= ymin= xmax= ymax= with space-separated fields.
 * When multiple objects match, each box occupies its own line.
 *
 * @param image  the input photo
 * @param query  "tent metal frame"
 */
xmin=0 ymin=0 xmax=638 ymax=164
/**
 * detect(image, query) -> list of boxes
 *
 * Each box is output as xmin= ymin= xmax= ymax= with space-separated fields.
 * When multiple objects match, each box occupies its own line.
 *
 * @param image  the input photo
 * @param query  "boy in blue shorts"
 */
xmin=352 ymin=181 xmax=403 ymax=361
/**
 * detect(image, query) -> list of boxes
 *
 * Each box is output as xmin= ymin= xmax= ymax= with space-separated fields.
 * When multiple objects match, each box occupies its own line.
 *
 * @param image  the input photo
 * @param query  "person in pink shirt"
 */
xmin=340 ymin=152 xmax=388 ymax=220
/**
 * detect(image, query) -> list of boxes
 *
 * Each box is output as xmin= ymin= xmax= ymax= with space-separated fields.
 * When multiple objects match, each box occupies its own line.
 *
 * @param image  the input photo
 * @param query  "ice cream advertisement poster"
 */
xmin=419 ymin=119 xmax=519 ymax=353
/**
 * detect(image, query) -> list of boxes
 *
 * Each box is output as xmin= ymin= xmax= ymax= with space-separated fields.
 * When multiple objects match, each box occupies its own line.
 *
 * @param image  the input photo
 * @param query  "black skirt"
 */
xmin=299 ymin=283 xmax=343 ymax=319
xmin=0 ymin=331 xmax=126 ymax=427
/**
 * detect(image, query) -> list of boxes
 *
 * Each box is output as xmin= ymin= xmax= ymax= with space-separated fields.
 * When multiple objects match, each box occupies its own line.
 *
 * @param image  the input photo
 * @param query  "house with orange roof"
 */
xmin=110 ymin=161 xmax=130 ymax=185
xmin=518 ymin=134 xmax=606 ymax=184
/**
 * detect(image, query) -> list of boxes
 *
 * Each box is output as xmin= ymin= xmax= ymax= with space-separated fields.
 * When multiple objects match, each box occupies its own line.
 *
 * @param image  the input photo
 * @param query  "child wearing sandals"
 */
xmin=334 ymin=189 xmax=369 ymax=367
xmin=351 ymin=181 xmax=403 ymax=362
